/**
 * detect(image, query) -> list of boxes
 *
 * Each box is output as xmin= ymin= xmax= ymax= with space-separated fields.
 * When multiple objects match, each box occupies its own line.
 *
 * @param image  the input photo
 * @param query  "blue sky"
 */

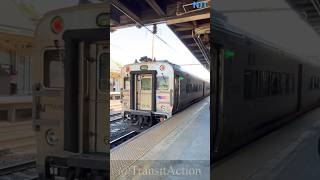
xmin=110 ymin=24 xmax=210 ymax=81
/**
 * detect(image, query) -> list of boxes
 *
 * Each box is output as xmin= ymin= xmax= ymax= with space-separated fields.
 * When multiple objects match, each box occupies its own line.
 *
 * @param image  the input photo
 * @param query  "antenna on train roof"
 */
xmin=139 ymin=56 xmax=153 ymax=62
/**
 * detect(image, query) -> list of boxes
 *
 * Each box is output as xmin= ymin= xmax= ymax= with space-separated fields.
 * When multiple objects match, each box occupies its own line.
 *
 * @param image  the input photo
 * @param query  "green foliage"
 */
xmin=16 ymin=2 xmax=40 ymax=21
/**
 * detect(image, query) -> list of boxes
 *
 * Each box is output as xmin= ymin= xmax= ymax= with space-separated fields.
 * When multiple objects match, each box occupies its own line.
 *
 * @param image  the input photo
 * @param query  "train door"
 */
xmin=80 ymin=41 xmax=108 ymax=153
xmin=212 ymin=45 xmax=224 ymax=159
xmin=202 ymin=81 xmax=205 ymax=96
xmin=136 ymin=74 xmax=153 ymax=111
xmin=173 ymin=74 xmax=180 ymax=112
xmin=297 ymin=64 xmax=302 ymax=111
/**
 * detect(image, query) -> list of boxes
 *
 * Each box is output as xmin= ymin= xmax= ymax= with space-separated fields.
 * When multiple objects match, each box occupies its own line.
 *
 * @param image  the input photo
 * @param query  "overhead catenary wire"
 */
xmin=111 ymin=1 xmax=210 ymax=75
xmin=111 ymin=2 xmax=178 ymax=52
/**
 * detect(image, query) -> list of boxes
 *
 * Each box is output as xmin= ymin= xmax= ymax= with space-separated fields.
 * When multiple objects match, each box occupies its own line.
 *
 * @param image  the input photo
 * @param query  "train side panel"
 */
xmin=176 ymin=70 xmax=209 ymax=111
xmin=33 ymin=3 xmax=108 ymax=178
xmin=300 ymin=63 xmax=320 ymax=109
xmin=213 ymin=29 xmax=300 ymax=157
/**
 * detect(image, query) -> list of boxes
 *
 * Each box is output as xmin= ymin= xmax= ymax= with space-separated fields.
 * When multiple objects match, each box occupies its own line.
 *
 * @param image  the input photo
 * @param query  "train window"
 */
xmin=312 ymin=77 xmax=315 ymax=89
xmin=157 ymin=76 xmax=169 ymax=90
xmin=271 ymin=72 xmax=278 ymax=95
xmin=291 ymin=75 xmax=295 ymax=92
xmin=124 ymin=77 xmax=130 ymax=90
xmin=244 ymin=70 xmax=254 ymax=99
xmin=261 ymin=71 xmax=267 ymax=97
xmin=141 ymin=78 xmax=151 ymax=90
xmin=284 ymin=74 xmax=290 ymax=93
xmin=99 ymin=53 xmax=107 ymax=92
xmin=43 ymin=50 xmax=64 ymax=88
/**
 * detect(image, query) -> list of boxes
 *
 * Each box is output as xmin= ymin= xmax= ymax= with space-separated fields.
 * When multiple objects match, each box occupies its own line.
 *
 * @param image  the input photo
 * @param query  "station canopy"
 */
xmin=286 ymin=0 xmax=320 ymax=35
xmin=110 ymin=0 xmax=211 ymax=69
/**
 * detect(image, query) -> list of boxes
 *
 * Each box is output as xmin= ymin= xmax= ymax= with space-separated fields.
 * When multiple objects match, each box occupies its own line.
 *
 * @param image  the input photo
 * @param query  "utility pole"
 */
xmin=151 ymin=24 xmax=157 ymax=59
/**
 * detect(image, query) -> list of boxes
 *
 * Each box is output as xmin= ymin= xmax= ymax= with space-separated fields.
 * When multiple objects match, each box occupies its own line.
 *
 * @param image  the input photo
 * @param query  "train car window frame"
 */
xmin=141 ymin=77 xmax=152 ymax=90
xmin=124 ymin=77 xmax=130 ymax=90
xmin=291 ymin=74 xmax=295 ymax=92
xmin=285 ymin=73 xmax=290 ymax=94
xmin=42 ymin=48 xmax=65 ymax=89
xmin=98 ymin=52 xmax=108 ymax=93
xmin=157 ymin=76 xmax=169 ymax=90
xmin=244 ymin=69 xmax=255 ymax=100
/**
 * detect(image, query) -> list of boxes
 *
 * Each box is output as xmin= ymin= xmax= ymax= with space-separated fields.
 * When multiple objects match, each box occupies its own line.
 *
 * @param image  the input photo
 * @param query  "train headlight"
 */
xmin=125 ymin=66 xmax=130 ymax=72
xmin=45 ymin=129 xmax=59 ymax=145
xmin=96 ymin=13 xmax=108 ymax=27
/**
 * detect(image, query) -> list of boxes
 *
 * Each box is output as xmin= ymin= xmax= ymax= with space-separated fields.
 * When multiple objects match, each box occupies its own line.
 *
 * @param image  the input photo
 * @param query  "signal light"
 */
xmin=224 ymin=49 xmax=235 ymax=59
xmin=160 ymin=65 xmax=165 ymax=71
xmin=51 ymin=16 xmax=63 ymax=34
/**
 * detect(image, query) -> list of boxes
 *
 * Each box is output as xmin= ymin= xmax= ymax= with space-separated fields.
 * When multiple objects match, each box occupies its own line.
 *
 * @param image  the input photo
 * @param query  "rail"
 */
xmin=110 ymin=113 xmax=122 ymax=122
xmin=110 ymin=131 xmax=138 ymax=149
xmin=0 ymin=160 xmax=37 ymax=179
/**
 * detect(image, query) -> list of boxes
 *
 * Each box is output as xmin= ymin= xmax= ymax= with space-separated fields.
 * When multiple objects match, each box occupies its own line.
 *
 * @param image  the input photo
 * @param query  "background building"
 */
xmin=110 ymin=59 xmax=122 ymax=100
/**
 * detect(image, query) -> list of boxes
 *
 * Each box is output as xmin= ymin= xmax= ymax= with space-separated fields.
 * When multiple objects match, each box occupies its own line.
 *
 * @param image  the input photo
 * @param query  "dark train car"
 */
xmin=211 ymin=16 xmax=320 ymax=160
xmin=120 ymin=58 xmax=209 ymax=129
xmin=300 ymin=62 xmax=320 ymax=110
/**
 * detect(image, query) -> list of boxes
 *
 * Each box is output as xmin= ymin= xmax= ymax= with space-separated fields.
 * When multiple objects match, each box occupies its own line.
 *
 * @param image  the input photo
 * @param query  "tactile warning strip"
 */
xmin=110 ymin=97 xmax=209 ymax=180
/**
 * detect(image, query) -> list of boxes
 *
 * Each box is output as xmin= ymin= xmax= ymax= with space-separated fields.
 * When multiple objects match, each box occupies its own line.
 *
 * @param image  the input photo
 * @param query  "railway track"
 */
xmin=0 ymin=160 xmax=37 ymax=179
xmin=110 ymin=131 xmax=138 ymax=149
xmin=110 ymin=112 xmax=122 ymax=122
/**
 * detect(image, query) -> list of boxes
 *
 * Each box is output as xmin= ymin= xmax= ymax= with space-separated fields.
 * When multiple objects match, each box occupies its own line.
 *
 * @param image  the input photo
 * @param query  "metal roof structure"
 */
xmin=111 ymin=0 xmax=211 ymax=69
xmin=0 ymin=0 xmax=34 ymax=37
xmin=286 ymin=0 xmax=320 ymax=35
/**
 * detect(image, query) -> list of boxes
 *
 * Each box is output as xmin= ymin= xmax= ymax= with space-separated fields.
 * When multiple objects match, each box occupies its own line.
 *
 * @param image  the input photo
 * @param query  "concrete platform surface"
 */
xmin=114 ymin=97 xmax=210 ymax=180
xmin=213 ymin=106 xmax=320 ymax=180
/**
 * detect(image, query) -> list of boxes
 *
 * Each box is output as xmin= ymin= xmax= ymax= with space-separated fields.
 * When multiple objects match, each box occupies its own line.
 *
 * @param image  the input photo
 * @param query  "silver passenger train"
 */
xmin=120 ymin=57 xmax=210 ymax=129
xmin=32 ymin=3 xmax=108 ymax=179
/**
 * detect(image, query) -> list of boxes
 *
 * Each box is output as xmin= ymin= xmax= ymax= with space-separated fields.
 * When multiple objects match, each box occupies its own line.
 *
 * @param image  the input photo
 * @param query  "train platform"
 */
xmin=0 ymin=95 xmax=32 ymax=122
xmin=213 ymin=106 xmax=320 ymax=180
xmin=110 ymin=97 xmax=210 ymax=180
